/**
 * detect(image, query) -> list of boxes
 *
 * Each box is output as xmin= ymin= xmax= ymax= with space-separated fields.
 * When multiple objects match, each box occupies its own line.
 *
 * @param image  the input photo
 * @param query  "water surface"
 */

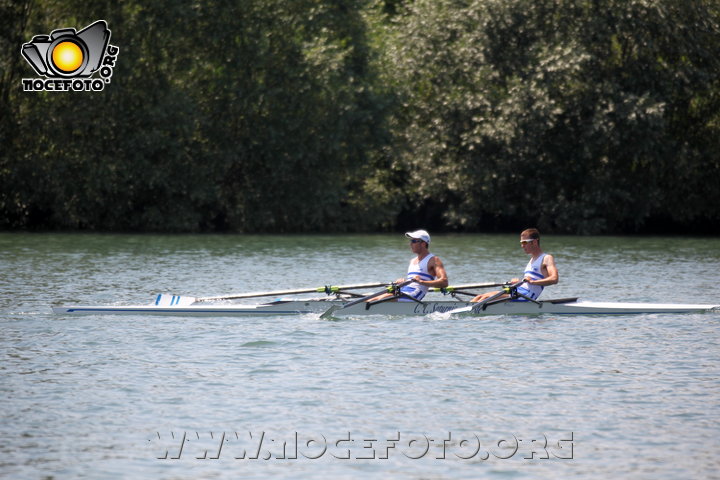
xmin=1 ymin=233 xmax=719 ymax=479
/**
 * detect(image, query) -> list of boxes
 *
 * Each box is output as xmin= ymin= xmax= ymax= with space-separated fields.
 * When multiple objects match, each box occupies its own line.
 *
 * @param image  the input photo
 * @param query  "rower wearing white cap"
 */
xmin=374 ymin=229 xmax=449 ymax=302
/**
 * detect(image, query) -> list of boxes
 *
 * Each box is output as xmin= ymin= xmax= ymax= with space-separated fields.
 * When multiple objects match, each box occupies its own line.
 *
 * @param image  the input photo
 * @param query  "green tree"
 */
xmin=2 ymin=0 xmax=719 ymax=234
xmin=383 ymin=0 xmax=720 ymax=233
xmin=1 ymin=0 xmax=395 ymax=232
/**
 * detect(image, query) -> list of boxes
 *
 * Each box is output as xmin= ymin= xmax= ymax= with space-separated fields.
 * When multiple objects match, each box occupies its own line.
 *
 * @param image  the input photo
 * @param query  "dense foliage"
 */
xmin=1 ymin=0 xmax=719 ymax=233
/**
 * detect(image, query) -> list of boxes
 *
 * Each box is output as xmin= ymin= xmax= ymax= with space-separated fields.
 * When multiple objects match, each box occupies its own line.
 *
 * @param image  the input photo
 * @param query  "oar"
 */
xmin=429 ymin=282 xmax=506 ymax=294
xmin=320 ymin=280 xmax=413 ymax=318
xmin=444 ymin=280 xmax=526 ymax=315
xmin=339 ymin=280 xmax=414 ymax=308
xmin=155 ymin=282 xmax=389 ymax=306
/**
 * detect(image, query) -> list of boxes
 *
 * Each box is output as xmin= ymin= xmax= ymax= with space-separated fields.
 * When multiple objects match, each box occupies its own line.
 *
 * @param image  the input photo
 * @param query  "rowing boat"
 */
xmin=51 ymin=297 xmax=719 ymax=317
xmin=50 ymin=280 xmax=719 ymax=317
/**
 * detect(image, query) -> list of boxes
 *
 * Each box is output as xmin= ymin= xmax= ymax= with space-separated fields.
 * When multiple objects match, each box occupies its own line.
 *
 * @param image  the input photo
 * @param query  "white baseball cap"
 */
xmin=405 ymin=229 xmax=431 ymax=244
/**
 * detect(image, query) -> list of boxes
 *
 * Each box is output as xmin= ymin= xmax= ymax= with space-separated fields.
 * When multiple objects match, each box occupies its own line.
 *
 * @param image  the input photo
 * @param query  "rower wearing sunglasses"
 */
xmin=471 ymin=228 xmax=559 ymax=303
xmin=374 ymin=229 xmax=449 ymax=302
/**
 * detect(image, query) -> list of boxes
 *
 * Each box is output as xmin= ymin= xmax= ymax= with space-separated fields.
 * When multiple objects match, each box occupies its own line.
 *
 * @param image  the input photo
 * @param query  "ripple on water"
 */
xmin=1 ymin=233 xmax=719 ymax=479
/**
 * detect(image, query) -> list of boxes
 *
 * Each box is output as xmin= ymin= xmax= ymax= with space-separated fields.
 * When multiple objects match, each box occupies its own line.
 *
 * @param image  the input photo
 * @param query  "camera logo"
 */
xmin=21 ymin=20 xmax=119 ymax=92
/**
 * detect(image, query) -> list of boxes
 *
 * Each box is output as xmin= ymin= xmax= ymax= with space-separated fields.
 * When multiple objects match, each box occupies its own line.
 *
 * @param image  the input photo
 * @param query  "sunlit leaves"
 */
xmin=381 ymin=0 xmax=720 ymax=233
xmin=0 ymin=0 xmax=718 ymax=233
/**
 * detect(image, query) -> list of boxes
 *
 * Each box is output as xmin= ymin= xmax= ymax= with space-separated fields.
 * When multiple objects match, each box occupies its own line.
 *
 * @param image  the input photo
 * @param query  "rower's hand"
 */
xmin=412 ymin=275 xmax=424 ymax=285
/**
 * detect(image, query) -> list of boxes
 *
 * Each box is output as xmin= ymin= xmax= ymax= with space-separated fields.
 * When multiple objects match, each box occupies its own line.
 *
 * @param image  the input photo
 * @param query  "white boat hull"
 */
xmin=333 ymin=299 xmax=719 ymax=316
xmin=51 ymin=298 xmax=719 ymax=317
xmin=51 ymin=299 xmax=339 ymax=316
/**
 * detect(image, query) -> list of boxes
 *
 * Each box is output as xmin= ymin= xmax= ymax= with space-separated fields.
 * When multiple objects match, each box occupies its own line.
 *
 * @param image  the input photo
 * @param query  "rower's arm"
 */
xmin=527 ymin=254 xmax=558 ymax=286
xmin=416 ymin=256 xmax=449 ymax=288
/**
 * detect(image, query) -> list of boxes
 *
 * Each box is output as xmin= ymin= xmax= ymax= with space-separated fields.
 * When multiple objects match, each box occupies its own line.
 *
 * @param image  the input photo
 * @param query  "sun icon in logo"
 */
xmin=51 ymin=40 xmax=84 ymax=73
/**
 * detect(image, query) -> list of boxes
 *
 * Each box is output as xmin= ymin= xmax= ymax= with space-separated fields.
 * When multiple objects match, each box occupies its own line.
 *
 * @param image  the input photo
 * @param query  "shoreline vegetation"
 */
xmin=2 ymin=0 xmax=719 ymax=235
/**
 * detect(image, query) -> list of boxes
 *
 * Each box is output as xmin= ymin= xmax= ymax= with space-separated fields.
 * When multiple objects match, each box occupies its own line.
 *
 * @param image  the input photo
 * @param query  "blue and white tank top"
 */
xmin=516 ymin=253 xmax=546 ymax=300
xmin=400 ymin=253 xmax=436 ymax=300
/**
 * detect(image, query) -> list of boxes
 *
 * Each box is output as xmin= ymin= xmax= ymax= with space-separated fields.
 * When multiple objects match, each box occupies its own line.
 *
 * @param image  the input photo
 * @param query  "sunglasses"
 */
xmin=410 ymin=239 xmax=424 ymax=244
xmin=520 ymin=239 xmax=535 ymax=245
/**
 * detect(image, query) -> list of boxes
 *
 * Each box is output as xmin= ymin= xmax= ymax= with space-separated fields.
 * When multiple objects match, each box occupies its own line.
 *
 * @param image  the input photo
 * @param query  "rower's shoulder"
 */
xmin=542 ymin=252 xmax=557 ymax=265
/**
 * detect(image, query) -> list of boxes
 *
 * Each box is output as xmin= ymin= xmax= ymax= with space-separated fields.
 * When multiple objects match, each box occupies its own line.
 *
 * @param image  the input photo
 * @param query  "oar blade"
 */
xmin=445 ymin=304 xmax=477 ymax=315
xmin=319 ymin=305 xmax=342 ymax=319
